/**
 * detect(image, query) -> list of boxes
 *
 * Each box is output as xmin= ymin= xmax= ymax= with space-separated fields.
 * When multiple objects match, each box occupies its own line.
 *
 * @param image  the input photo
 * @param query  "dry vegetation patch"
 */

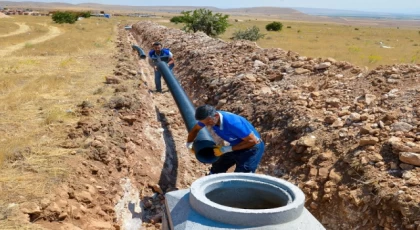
xmin=158 ymin=16 xmax=420 ymax=69
xmin=0 ymin=21 xmax=23 ymax=36
xmin=0 ymin=15 xmax=117 ymax=229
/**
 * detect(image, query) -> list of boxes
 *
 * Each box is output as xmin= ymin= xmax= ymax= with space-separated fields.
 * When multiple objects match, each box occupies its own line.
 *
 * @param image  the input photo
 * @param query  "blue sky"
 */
xmin=5 ymin=0 xmax=420 ymax=14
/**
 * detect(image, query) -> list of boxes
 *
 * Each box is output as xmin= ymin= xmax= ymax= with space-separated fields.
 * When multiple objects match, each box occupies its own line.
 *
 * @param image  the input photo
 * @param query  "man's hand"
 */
xmin=214 ymin=146 xmax=232 ymax=157
xmin=186 ymin=142 xmax=194 ymax=155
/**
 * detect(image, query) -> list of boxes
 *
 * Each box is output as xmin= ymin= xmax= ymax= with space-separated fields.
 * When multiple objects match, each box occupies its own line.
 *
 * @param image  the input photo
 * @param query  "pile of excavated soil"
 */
xmin=131 ymin=21 xmax=420 ymax=229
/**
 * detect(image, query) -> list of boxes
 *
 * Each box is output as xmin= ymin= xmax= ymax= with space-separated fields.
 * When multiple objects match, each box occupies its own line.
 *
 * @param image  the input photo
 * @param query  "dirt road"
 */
xmin=0 ymin=22 xmax=30 ymax=38
xmin=0 ymin=25 xmax=61 ymax=57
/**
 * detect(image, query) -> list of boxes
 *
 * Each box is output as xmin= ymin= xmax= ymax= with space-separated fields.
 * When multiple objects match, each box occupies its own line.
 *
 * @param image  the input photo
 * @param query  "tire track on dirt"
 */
xmin=0 ymin=25 xmax=61 ymax=57
xmin=0 ymin=22 xmax=30 ymax=38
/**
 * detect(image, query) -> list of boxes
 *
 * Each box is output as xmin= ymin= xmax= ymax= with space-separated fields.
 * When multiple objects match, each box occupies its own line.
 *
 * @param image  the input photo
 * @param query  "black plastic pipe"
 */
xmin=132 ymin=45 xmax=146 ymax=59
xmin=156 ymin=61 xmax=218 ymax=164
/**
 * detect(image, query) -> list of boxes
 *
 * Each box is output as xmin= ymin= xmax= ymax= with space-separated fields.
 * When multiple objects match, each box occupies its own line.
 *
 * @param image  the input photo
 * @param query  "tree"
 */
xmin=180 ymin=9 xmax=230 ymax=37
xmin=52 ymin=11 xmax=78 ymax=24
xmin=265 ymin=21 xmax=283 ymax=31
xmin=232 ymin=26 xmax=265 ymax=41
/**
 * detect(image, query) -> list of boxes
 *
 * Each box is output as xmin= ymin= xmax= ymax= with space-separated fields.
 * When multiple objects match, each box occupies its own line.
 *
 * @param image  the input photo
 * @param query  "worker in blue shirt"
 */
xmin=148 ymin=42 xmax=175 ymax=93
xmin=186 ymin=105 xmax=265 ymax=174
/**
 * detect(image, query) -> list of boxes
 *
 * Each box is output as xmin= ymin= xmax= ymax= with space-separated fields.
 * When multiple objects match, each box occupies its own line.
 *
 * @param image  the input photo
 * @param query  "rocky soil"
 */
xmin=4 ymin=21 xmax=420 ymax=230
xmin=131 ymin=21 xmax=420 ymax=229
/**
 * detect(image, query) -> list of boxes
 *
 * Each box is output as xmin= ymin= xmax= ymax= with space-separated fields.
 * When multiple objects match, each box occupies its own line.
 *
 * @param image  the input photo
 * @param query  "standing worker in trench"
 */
xmin=186 ymin=105 xmax=265 ymax=174
xmin=148 ymin=41 xmax=175 ymax=93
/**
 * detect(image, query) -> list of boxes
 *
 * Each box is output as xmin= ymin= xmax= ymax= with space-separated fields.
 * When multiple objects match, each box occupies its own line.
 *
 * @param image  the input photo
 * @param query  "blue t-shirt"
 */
xmin=197 ymin=111 xmax=261 ymax=146
xmin=148 ymin=48 xmax=173 ymax=64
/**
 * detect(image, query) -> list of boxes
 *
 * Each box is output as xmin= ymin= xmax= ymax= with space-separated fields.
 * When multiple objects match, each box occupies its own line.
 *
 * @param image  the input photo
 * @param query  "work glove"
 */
xmin=213 ymin=146 xmax=233 ymax=157
xmin=186 ymin=142 xmax=195 ymax=154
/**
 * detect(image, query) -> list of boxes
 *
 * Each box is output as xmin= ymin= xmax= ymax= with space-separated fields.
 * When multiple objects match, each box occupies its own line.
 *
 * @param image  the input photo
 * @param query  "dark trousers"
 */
xmin=154 ymin=63 xmax=174 ymax=92
xmin=210 ymin=142 xmax=265 ymax=174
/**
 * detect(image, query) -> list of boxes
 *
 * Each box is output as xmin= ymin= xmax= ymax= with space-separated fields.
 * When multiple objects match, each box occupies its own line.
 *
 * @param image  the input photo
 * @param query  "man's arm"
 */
xmin=187 ymin=123 xmax=203 ymax=142
xmin=167 ymin=51 xmax=174 ymax=66
xmin=231 ymin=132 xmax=259 ymax=151
xmin=167 ymin=57 xmax=174 ymax=66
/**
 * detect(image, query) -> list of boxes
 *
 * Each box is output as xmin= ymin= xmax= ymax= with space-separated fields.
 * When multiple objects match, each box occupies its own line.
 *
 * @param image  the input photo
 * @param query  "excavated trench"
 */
xmin=24 ymin=21 xmax=420 ymax=230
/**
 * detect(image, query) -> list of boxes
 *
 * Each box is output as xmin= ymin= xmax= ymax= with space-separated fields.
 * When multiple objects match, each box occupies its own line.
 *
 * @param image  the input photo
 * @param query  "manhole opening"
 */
xmin=205 ymin=184 xmax=291 ymax=209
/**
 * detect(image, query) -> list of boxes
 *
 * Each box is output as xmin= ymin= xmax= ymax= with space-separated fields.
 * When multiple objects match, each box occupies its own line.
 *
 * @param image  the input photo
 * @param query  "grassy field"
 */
xmin=157 ymin=16 xmax=420 ymax=69
xmin=0 ymin=15 xmax=121 ymax=228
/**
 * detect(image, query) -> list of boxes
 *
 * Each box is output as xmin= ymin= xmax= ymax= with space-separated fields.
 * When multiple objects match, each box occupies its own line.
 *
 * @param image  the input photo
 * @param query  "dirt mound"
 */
xmin=131 ymin=21 xmax=420 ymax=229
xmin=0 ymin=12 xmax=10 ymax=18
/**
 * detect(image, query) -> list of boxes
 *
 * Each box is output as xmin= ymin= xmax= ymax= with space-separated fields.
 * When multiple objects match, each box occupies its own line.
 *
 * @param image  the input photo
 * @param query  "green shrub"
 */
xmin=170 ymin=16 xmax=186 ymax=24
xmin=265 ymin=21 xmax=283 ymax=31
xmin=52 ymin=11 xmax=78 ymax=24
xmin=232 ymin=26 xmax=265 ymax=41
xmin=179 ymin=9 xmax=230 ymax=37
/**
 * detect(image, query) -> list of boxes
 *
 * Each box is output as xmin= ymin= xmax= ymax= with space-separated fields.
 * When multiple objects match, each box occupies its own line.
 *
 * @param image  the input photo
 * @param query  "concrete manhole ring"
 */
xmin=189 ymin=173 xmax=305 ymax=226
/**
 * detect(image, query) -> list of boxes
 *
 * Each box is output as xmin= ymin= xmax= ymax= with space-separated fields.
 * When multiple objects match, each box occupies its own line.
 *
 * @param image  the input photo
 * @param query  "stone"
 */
xmin=399 ymin=152 xmax=420 ymax=166
xmin=349 ymin=113 xmax=361 ymax=122
xmin=295 ymin=68 xmax=310 ymax=74
xmin=326 ymin=98 xmax=340 ymax=107
xmin=364 ymin=94 xmax=376 ymax=105
xmin=105 ymin=76 xmax=122 ymax=84
xmin=253 ymin=60 xmax=266 ymax=68
xmin=324 ymin=115 xmax=336 ymax=124
xmin=20 ymin=202 xmax=41 ymax=215
xmin=359 ymin=137 xmax=379 ymax=146
xmin=360 ymin=125 xmax=374 ymax=134
xmin=328 ymin=169 xmax=342 ymax=183
xmin=389 ymin=139 xmax=420 ymax=153
xmin=368 ymin=153 xmax=383 ymax=162
xmin=46 ymin=202 xmax=61 ymax=213
xmin=74 ymin=191 xmax=93 ymax=203
xmin=399 ymin=163 xmax=415 ymax=170
xmin=149 ymin=183 xmax=163 ymax=194
xmin=391 ymin=122 xmax=413 ymax=132
xmin=318 ymin=168 xmax=329 ymax=180
xmin=319 ymin=152 xmax=333 ymax=161
xmin=259 ymin=86 xmax=272 ymax=95
xmin=85 ymin=220 xmax=113 ymax=230
xmin=331 ymin=119 xmax=344 ymax=128
xmin=315 ymin=62 xmax=331 ymax=70
xmin=297 ymin=135 xmax=317 ymax=147
xmin=244 ymin=73 xmax=257 ymax=82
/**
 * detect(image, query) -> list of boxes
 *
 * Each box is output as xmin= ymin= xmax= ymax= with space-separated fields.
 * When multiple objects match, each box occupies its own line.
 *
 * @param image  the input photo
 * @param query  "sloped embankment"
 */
xmin=132 ymin=21 xmax=420 ymax=229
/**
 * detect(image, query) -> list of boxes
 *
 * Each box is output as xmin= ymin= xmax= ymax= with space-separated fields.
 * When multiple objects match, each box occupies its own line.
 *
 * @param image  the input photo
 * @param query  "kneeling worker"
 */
xmin=186 ymin=105 xmax=265 ymax=174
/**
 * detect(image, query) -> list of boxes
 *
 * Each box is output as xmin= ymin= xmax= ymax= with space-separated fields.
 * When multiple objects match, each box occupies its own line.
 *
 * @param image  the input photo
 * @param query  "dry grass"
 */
xmin=0 ymin=21 xmax=20 ymax=35
xmin=158 ymin=16 xmax=420 ymax=69
xmin=0 ymin=15 xmax=117 ymax=227
xmin=0 ymin=22 xmax=48 ymax=46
